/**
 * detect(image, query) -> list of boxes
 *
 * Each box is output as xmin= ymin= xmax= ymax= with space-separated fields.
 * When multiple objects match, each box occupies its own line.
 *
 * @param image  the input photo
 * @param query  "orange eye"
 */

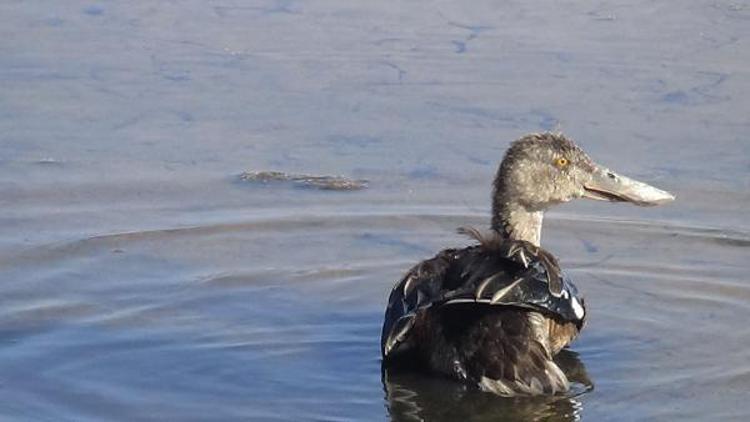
xmin=555 ymin=157 xmax=569 ymax=168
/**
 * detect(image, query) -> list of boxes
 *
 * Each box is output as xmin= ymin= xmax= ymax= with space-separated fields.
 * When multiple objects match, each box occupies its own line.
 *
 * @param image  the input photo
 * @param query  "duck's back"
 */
xmin=380 ymin=233 xmax=586 ymax=396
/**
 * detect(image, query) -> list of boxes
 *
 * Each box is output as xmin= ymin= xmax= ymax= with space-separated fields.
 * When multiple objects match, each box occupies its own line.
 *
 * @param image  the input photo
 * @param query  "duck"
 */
xmin=380 ymin=132 xmax=674 ymax=396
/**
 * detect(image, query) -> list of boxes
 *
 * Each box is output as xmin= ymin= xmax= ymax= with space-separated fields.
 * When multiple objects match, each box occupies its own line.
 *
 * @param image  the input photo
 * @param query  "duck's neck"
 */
xmin=491 ymin=198 xmax=544 ymax=247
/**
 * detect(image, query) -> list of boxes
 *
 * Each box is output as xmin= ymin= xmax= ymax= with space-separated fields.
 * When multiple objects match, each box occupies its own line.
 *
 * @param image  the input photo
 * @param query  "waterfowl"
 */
xmin=381 ymin=132 xmax=674 ymax=396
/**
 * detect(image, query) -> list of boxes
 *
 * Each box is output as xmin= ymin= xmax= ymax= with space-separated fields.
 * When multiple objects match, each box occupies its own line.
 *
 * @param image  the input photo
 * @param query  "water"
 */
xmin=1 ymin=0 xmax=749 ymax=420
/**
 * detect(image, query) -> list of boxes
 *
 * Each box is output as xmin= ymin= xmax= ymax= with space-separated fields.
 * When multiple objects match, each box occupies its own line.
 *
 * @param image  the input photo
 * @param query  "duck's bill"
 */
xmin=583 ymin=165 xmax=675 ymax=206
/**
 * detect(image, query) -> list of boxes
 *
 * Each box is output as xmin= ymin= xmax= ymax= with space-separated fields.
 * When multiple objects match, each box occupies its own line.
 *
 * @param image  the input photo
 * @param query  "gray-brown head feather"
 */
xmin=491 ymin=133 xmax=595 ymax=241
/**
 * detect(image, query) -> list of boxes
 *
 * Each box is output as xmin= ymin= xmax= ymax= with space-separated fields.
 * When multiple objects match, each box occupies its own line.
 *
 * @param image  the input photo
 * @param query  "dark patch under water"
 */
xmin=239 ymin=171 xmax=368 ymax=191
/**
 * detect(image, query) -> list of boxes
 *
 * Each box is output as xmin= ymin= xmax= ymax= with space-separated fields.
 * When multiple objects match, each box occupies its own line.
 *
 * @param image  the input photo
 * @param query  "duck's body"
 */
xmin=382 ymin=234 xmax=585 ymax=395
xmin=380 ymin=133 xmax=674 ymax=396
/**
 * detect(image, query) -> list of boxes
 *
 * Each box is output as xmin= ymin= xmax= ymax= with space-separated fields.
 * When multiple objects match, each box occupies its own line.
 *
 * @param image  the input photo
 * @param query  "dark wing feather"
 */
xmin=381 ymin=237 xmax=586 ymax=360
xmin=441 ymin=242 xmax=585 ymax=324
xmin=381 ymin=248 xmax=458 ymax=358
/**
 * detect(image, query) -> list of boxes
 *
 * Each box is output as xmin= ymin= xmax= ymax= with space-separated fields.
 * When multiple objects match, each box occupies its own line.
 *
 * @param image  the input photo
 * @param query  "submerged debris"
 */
xmin=238 ymin=171 xmax=368 ymax=191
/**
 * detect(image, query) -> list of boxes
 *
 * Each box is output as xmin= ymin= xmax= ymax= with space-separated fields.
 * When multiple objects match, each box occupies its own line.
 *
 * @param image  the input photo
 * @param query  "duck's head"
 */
xmin=492 ymin=132 xmax=674 ymax=245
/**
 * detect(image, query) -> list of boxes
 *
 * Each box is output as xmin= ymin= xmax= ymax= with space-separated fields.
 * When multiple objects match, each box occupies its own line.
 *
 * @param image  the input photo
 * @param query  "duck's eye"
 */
xmin=555 ymin=157 xmax=569 ymax=168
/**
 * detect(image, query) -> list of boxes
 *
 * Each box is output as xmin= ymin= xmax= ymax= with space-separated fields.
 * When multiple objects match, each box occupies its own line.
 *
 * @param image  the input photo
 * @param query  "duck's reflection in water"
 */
xmin=383 ymin=349 xmax=592 ymax=422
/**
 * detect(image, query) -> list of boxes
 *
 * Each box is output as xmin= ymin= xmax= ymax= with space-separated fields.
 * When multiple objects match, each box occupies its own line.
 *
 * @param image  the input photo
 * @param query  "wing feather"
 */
xmin=381 ymin=249 xmax=456 ymax=358
xmin=382 ymin=233 xmax=585 ymax=360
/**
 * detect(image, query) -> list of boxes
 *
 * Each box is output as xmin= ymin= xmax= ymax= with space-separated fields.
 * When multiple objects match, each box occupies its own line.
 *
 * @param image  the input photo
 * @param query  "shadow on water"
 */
xmin=382 ymin=349 xmax=592 ymax=422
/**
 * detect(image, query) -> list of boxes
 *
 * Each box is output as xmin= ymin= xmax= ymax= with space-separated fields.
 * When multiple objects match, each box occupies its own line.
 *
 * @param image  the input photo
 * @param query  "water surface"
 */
xmin=1 ymin=0 xmax=749 ymax=420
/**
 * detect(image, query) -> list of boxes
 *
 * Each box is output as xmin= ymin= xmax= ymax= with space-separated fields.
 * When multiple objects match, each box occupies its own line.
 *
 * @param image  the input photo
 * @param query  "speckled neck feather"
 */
xmin=490 ymin=143 xmax=544 ymax=245
xmin=491 ymin=196 xmax=544 ymax=246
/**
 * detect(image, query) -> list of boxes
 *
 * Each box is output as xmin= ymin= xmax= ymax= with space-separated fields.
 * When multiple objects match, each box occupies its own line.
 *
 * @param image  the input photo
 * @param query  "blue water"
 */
xmin=1 ymin=1 xmax=749 ymax=420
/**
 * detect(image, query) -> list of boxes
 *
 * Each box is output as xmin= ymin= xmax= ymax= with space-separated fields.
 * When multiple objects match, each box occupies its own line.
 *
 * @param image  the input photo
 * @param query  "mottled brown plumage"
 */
xmin=381 ymin=236 xmax=585 ymax=395
xmin=381 ymin=132 xmax=674 ymax=396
